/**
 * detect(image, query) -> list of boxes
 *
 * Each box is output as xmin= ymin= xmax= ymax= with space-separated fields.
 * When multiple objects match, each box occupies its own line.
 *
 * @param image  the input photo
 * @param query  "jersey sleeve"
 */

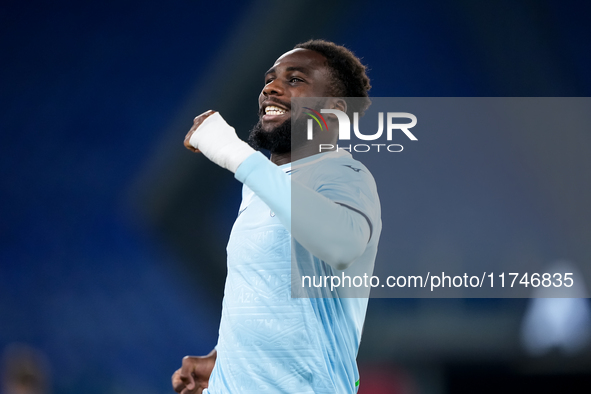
xmin=234 ymin=152 xmax=372 ymax=270
xmin=310 ymin=159 xmax=381 ymax=243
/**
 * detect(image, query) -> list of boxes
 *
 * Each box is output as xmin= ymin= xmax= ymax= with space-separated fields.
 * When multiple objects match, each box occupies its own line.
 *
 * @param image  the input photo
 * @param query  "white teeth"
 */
xmin=265 ymin=105 xmax=286 ymax=115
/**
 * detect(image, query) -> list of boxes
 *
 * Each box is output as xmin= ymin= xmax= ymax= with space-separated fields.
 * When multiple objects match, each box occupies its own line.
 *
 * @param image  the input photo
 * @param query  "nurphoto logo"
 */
xmin=306 ymin=109 xmax=418 ymax=153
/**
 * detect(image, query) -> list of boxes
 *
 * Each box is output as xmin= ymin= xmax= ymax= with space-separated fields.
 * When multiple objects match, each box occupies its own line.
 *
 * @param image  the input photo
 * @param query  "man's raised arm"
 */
xmin=185 ymin=111 xmax=370 ymax=270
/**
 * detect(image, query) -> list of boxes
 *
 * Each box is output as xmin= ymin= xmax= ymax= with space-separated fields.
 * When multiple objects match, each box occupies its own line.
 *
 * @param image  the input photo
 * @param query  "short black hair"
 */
xmin=294 ymin=39 xmax=371 ymax=116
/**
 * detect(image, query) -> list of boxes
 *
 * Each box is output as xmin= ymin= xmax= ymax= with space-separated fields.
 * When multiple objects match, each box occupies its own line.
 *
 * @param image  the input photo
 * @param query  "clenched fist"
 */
xmin=182 ymin=110 xmax=255 ymax=173
xmin=171 ymin=350 xmax=217 ymax=394
xmin=183 ymin=110 xmax=216 ymax=153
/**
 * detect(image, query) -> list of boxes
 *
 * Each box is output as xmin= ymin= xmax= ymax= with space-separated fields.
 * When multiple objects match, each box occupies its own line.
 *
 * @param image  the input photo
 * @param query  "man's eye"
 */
xmin=290 ymin=77 xmax=303 ymax=83
xmin=265 ymin=78 xmax=274 ymax=84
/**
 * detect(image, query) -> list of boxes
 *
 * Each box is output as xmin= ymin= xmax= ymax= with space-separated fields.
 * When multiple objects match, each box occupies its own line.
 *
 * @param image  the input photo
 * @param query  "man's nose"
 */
xmin=262 ymin=79 xmax=284 ymax=96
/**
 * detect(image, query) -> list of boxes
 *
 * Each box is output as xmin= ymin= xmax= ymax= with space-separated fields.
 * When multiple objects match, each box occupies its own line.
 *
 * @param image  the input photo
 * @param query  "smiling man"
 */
xmin=172 ymin=40 xmax=381 ymax=394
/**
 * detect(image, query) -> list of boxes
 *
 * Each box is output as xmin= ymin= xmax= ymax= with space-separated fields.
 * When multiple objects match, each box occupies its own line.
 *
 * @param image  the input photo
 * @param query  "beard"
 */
xmin=248 ymin=118 xmax=292 ymax=154
xmin=248 ymin=116 xmax=310 ymax=154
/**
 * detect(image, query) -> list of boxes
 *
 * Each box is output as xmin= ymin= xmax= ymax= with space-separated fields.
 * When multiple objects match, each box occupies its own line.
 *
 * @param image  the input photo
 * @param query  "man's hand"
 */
xmin=171 ymin=350 xmax=217 ymax=394
xmin=182 ymin=110 xmax=256 ymax=173
xmin=184 ymin=110 xmax=216 ymax=153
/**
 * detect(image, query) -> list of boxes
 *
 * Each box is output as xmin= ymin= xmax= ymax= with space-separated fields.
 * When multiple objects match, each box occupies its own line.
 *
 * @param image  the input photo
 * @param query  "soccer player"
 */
xmin=172 ymin=40 xmax=381 ymax=394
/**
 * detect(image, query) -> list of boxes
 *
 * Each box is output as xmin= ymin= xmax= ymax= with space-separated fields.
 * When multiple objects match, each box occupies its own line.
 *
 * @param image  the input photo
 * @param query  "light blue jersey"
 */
xmin=207 ymin=150 xmax=381 ymax=393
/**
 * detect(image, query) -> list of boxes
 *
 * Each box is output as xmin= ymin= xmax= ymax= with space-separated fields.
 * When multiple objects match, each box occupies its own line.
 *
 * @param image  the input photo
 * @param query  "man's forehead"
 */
xmin=267 ymin=48 xmax=328 ymax=74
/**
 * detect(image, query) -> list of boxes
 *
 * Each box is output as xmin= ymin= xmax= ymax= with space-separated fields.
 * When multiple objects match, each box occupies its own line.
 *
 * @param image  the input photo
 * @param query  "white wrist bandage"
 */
xmin=189 ymin=112 xmax=256 ymax=173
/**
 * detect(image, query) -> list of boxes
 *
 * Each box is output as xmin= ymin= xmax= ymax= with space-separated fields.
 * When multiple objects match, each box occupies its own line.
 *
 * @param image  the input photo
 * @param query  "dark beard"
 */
xmin=248 ymin=118 xmax=292 ymax=154
xmin=248 ymin=116 xmax=310 ymax=154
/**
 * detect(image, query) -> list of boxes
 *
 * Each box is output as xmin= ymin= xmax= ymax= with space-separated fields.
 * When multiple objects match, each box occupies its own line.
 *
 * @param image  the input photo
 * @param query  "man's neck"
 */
xmin=270 ymin=143 xmax=335 ymax=166
xmin=270 ymin=152 xmax=292 ymax=166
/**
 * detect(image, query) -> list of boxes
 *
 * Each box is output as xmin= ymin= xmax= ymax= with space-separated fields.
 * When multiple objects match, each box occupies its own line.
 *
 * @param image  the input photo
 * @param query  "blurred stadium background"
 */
xmin=1 ymin=0 xmax=591 ymax=392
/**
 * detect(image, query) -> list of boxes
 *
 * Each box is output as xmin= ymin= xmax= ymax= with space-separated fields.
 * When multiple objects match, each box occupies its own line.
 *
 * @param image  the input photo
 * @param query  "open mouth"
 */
xmin=262 ymin=103 xmax=290 ymax=122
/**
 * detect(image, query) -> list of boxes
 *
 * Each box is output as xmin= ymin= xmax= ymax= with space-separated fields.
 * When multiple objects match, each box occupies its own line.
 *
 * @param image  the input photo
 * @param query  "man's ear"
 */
xmin=320 ymin=98 xmax=348 ymax=128
xmin=333 ymin=98 xmax=347 ymax=114
xmin=325 ymin=97 xmax=347 ymax=114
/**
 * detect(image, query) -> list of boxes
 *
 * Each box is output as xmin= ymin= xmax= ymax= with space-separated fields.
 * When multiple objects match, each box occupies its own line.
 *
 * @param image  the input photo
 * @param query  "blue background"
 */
xmin=1 ymin=0 xmax=590 ymax=393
